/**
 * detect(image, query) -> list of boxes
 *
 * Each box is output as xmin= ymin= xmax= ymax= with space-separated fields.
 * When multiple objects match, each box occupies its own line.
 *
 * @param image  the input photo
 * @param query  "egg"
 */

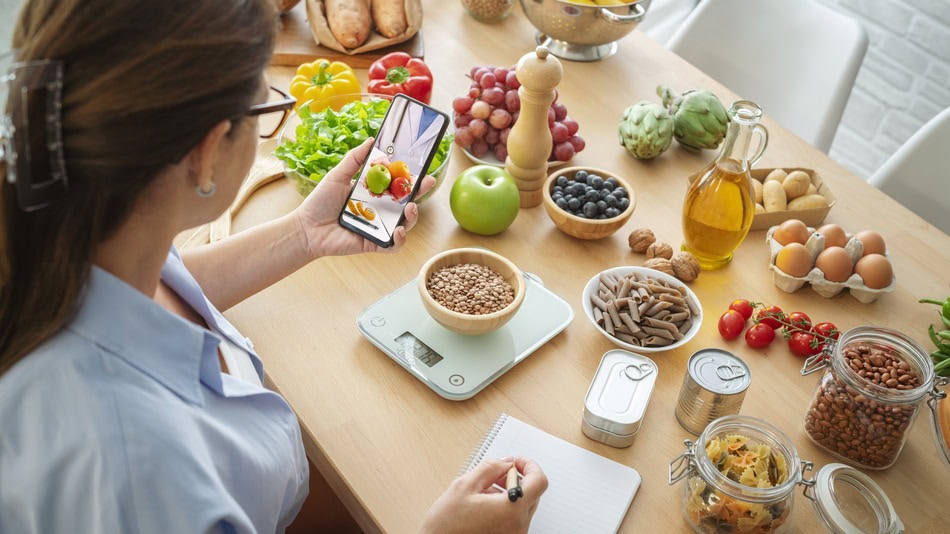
xmin=775 ymin=243 xmax=813 ymax=277
xmin=855 ymin=254 xmax=893 ymax=289
xmin=855 ymin=230 xmax=887 ymax=256
xmin=815 ymin=246 xmax=854 ymax=282
xmin=817 ymin=224 xmax=848 ymax=249
xmin=773 ymin=219 xmax=810 ymax=245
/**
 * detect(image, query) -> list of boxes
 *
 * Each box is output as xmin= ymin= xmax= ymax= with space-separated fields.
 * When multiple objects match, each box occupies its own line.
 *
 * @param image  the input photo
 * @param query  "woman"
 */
xmin=0 ymin=0 xmax=547 ymax=532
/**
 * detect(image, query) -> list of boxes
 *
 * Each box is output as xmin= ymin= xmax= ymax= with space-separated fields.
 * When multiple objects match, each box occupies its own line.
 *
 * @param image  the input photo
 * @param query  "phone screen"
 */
xmin=339 ymin=95 xmax=448 ymax=247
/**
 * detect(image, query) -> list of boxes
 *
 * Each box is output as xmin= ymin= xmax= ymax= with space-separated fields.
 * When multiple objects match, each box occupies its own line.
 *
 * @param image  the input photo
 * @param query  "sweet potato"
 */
xmin=326 ymin=0 xmax=371 ymax=48
xmin=372 ymin=0 xmax=407 ymax=38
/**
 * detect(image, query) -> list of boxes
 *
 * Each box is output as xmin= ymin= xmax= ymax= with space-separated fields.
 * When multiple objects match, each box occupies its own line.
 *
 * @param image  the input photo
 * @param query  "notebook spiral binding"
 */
xmin=457 ymin=413 xmax=509 ymax=476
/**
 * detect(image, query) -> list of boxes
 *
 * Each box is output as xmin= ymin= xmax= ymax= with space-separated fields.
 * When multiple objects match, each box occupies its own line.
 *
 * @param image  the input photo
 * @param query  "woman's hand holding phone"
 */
xmin=292 ymin=137 xmax=436 ymax=260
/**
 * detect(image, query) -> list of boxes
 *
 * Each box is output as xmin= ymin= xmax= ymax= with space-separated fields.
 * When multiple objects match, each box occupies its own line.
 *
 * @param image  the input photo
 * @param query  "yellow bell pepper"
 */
xmin=289 ymin=59 xmax=361 ymax=112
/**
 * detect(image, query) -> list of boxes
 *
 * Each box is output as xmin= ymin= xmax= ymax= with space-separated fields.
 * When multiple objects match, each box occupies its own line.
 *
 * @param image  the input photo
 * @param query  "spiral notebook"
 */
xmin=463 ymin=414 xmax=642 ymax=533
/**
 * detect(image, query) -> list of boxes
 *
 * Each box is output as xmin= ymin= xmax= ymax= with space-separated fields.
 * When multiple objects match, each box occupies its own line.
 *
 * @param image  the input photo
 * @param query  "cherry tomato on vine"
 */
xmin=813 ymin=322 xmax=840 ymax=342
xmin=788 ymin=331 xmax=822 ymax=357
xmin=755 ymin=305 xmax=785 ymax=330
xmin=718 ymin=310 xmax=746 ymax=340
xmin=785 ymin=311 xmax=812 ymax=331
xmin=745 ymin=323 xmax=776 ymax=348
xmin=728 ymin=299 xmax=754 ymax=320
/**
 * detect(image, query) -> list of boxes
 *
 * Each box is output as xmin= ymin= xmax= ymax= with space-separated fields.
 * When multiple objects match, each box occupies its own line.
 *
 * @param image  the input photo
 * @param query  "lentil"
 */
xmin=426 ymin=263 xmax=514 ymax=315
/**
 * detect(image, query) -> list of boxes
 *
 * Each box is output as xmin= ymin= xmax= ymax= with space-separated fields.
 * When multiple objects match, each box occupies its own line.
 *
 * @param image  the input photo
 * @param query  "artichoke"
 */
xmin=658 ymin=85 xmax=729 ymax=152
xmin=619 ymin=101 xmax=674 ymax=160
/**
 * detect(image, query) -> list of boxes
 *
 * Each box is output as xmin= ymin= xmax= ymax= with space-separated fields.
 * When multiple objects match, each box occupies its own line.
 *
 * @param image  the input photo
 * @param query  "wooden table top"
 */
xmin=182 ymin=2 xmax=950 ymax=532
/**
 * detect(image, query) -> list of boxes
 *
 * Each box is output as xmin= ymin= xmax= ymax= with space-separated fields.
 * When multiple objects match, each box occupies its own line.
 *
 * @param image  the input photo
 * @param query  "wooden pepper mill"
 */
xmin=505 ymin=46 xmax=562 ymax=208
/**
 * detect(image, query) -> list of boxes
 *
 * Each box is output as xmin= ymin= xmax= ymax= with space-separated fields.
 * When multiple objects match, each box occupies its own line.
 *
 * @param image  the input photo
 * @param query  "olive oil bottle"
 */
xmin=682 ymin=100 xmax=768 ymax=270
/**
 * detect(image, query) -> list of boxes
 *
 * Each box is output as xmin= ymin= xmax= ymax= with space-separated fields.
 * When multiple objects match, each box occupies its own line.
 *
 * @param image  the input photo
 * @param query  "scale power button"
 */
xmin=370 ymin=316 xmax=386 ymax=327
xmin=449 ymin=374 xmax=465 ymax=386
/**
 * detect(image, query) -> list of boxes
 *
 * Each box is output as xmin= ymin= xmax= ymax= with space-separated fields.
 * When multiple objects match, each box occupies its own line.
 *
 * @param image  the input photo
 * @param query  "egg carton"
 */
xmin=766 ymin=226 xmax=896 ymax=303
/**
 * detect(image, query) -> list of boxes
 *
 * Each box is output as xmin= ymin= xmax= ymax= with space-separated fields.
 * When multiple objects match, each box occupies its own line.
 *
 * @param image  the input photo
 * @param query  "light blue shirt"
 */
xmin=0 ymin=248 xmax=309 ymax=533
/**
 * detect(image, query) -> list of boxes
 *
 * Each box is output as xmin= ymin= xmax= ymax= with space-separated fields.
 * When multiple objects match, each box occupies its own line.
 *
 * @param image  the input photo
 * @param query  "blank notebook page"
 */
xmin=464 ymin=414 xmax=642 ymax=533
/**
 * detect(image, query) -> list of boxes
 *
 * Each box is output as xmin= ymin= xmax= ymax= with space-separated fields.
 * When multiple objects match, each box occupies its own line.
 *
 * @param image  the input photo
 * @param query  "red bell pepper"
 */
xmin=367 ymin=52 xmax=433 ymax=104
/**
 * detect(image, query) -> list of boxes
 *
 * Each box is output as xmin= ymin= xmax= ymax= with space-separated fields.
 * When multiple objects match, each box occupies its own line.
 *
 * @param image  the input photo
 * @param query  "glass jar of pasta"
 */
xmin=669 ymin=415 xmax=904 ymax=534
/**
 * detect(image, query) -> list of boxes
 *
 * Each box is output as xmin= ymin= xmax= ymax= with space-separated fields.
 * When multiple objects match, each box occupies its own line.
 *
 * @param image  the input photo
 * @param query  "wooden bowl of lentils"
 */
xmin=419 ymin=248 xmax=526 ymax=336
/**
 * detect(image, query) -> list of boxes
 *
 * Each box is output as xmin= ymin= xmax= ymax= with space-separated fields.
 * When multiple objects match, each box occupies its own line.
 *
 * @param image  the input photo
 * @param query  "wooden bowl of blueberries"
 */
xmin=542 ymin=166 xmax=636 ymax=240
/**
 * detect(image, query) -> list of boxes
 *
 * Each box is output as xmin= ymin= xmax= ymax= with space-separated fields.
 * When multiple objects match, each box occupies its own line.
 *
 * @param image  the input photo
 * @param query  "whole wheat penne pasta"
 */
xmin=644 ymin=317 xmax=678 ymax=333
xmin=685 ymin=294 xmax=700 ymax=316
xmin=615 ymin=324 xmax=632 ymax=335
xmin=667 ymin=305 xmax=687 ymax=314
xmin=637 ymin=300 xmax=651 ymax=317
xmin=643 ymin=325 xmax=675 ymax=340
xmin=665 ymin=311 xmax=690 ymax=323
xmin=658 ymin=293 xmax=687 ymax=307
xmin=646 ymin=282 xmax=681 ymax=296
xmin=606 ymin=301 xmax=622 ymax=328
xmin=651 ymin=310 xmax=671 ymax=320
xmin=645 ymin=300 xmax=674 ymax=316
xmin=593 ymin=307 xmax=604 ymax=324
xmin=677 ymin=318 xmax=693 ymax=334
xmin=619 ymin=312 xmax=642 ymax=334
xmin=604 ymin=313 xmax=615 ymax=335
xmin=616 ymin=332 xmax=639 ymax=345
xmin=633 ymin=330 xmax=649 ymax=340
xmin=615 ymin=297 xmax=632 ymax=311
xmin=600 ymin=273 xmax=619 ymax=290
xmin=618 ymin=278 xmax=633 ymax=299
xmin=591 ymin=293 xmax=608 ymax=311
xmin=628 ymin=301 xmax=640 ymax=322
xmin=643 ymin=335 xmax=674 ymax=347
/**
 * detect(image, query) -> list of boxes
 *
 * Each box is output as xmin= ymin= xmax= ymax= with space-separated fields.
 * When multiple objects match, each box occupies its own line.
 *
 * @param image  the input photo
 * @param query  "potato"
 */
xmin=787 ymin=194 xmax=829 ymax=210
xmin=763 ymin=180 xmax=787 ymax=212
xmin=764 ymin=169 xmax=787 ymax=184
xmin=326 ymin=0 xmax=371 ymax=48
xmin=372 ymin=0 xmax=407 ymax=38
xmin=755 ymin=203 xmax=765 ymax=214
xmin=782 ymin=171 xmax=811 ymax=200
xmin=751 ymin=178 xmax=764 ymax=204
xmin=806 ymin=183 xmax=818 ymax=196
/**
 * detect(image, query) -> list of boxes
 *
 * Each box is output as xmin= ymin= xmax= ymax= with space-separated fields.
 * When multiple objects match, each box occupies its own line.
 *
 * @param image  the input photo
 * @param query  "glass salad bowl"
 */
xmin=275 ymin=93 xmax=453 ymax=204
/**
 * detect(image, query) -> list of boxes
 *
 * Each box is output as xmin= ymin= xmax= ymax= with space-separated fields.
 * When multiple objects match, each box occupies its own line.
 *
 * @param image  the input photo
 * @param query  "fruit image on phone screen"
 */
xmin=340 ymin=94 xmax=448 ymax=247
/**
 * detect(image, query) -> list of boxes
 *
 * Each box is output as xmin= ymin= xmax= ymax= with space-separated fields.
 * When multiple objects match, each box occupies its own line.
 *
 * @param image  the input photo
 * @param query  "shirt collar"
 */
xmin=69 ymin=253 xmax=222 ymax=406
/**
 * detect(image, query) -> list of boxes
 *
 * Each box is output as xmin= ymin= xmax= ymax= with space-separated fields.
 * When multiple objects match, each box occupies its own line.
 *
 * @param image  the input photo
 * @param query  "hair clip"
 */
xmin=1 ymin=53 xmax=69 ymax=212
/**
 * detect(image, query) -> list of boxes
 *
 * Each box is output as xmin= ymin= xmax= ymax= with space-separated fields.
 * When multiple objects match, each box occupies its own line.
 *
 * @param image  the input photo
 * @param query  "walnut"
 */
xmin=646 ymin=240 xmax=674 ymax=260
xmin=643 ymin=258 xmax=675 ymax=276
xmin=671 ymin=251 xmax=701 ymax=282
xmin=628 ymin=228 xmax=656 ymax=253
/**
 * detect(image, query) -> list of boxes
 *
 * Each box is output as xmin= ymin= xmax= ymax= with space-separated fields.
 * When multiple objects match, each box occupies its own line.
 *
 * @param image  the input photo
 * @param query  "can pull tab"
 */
xmin=624 ymin=363 xmax=654 ymax=381
xmin=668 ymin=440 xmax=695 ymax=485
xmin=715 ymin=364 xmax=747 ymax=381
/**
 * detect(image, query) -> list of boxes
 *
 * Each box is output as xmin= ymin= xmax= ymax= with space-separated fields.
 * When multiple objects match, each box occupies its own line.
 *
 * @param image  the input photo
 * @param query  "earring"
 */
xmin=196 ymin=182 xmax=216 ymax=198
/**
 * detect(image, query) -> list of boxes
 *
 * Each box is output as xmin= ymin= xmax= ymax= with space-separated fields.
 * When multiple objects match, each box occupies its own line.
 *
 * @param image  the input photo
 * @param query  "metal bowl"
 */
xmin=519 ymin=0 xmax=650 ymax=61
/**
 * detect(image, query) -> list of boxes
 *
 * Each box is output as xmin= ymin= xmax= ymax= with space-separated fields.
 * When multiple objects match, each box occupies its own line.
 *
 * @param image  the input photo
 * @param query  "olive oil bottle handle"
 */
xmin=749 ymin=123 xmax=769 ymax=167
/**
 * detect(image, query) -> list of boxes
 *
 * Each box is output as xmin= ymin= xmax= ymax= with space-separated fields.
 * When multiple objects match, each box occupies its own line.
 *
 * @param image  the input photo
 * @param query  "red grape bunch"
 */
xmin=452 ymin=65 xmax=586 ymax=163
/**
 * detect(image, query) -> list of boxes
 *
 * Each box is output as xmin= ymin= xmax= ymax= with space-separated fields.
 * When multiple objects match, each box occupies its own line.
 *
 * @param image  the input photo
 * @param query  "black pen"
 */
xmin=506 ymin=466 xmax=523 ymax=502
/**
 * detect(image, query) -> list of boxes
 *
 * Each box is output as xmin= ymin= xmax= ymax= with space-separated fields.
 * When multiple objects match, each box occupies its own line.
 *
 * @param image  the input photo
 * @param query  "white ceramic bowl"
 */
xmin=582 ymin=266 xmax=703 ymax=354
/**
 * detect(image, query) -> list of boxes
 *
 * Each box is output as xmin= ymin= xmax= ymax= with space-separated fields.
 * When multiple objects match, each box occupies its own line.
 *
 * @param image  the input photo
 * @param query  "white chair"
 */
xmin=868 ymin=107 xmax=950 ymax=235
xmin=667 ymin=0 xmax=868 ymax=153
xmin=637 ymin=0 xmax=700 ymax=46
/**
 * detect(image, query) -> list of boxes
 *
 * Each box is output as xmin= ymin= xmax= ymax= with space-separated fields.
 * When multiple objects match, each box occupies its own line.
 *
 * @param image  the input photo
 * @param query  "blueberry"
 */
xmin=573 ymin=210 xmax=584 ymax=218
xmin=619 ymin=197 xmax=630 ymax=211
xmin=567 ymin=197 xmax=581 ymax=211
xmin=556 ymin=175 xmax=569 ymax=188
xmin=606 ymin=177 xmax=618 ymax=187
xmin=597 ymin=213 xmax=607 ymax=220
xmin=605 ymin=195 xmax=619 ymax=209
xmin=556 ymin=198 xmax=569 ymax=210
xmin=613 ymin=187 xmax=627 ymax=199
xmin=574 ymin=170 xmax=589 ymax=182
xmin=582 ymin=202 xmax=598 ymax=218
xmin=602 ymin=180 xmax=616 ymax=191
xmin=599 ymin=189 xmax=610 ymax=200
xmin=605 ymin=207 xmax=619 ymax=218
xmin=571 ymin=183 xmax=586 ymax=196
xmin=589 ymin=175 xmax=604 ymax=189
xmin=553 ymin=184 xmax=563 ymax=194
xmin=596 ymin=199 xmax=607 ymax=212
xmin=582 ymin=191 xmax=597 ymax=204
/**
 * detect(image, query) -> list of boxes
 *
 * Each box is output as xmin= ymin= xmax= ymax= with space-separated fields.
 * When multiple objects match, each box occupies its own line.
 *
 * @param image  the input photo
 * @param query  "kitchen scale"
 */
xmin=357 ymin=273 xmax=574 ymax=400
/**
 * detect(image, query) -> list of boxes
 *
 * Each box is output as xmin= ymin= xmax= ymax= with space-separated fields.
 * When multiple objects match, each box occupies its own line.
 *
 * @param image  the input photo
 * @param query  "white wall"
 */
xmin=0 ymin=0 xmax=20 ymax=52
xmin=815 ymin=0 xmax=950 ymax=179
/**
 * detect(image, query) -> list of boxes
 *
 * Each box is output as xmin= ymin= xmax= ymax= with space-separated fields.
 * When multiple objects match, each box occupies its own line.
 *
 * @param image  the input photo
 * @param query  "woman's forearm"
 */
xmin=181 ymin=213 xmax=311 ymax=311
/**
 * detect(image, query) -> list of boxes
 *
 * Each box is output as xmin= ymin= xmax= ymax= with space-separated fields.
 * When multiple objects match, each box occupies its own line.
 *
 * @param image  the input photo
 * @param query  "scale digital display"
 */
xmin=395 ymin=331 xmax=444 ymax=367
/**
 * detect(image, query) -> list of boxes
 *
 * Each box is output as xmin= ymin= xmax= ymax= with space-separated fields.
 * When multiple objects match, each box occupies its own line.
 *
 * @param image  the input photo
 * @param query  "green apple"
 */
xmin=449 ymin=165 xmax=520 ymax=235
xmin=366 ymin=164 xmax=391 ymax=194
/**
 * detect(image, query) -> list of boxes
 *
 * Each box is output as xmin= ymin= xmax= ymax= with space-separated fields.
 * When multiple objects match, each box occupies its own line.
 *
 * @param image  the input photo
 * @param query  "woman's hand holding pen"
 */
xmin=292 ymin=138 xmax=436 ymax=260
xmin=420 ymin=457 xmax=548 ymax=534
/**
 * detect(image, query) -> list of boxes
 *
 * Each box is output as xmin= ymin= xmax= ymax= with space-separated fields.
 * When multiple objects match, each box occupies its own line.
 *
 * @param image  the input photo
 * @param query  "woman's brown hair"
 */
xmin=0 ymin=0 xmax=276 ymax=372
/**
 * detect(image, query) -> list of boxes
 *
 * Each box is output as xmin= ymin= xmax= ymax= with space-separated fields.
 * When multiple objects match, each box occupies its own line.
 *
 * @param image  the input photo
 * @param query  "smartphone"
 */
xmin=339 ymin=94 xmax=449 ymax=248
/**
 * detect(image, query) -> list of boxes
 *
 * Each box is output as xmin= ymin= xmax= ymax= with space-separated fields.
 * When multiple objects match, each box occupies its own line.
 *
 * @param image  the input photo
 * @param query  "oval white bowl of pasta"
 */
xmin=582 ymin=266 xmax=703 ymax=354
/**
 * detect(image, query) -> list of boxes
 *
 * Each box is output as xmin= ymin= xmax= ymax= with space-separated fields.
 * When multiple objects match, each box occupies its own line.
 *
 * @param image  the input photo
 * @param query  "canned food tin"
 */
xmin=675 ymin=349 xmax=751 ymax=435
xmin=582 ymin=349 xmax=657 ymax=448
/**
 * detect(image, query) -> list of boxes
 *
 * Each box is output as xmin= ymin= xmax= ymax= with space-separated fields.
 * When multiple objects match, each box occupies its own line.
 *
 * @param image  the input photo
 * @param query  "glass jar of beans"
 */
xmin=801 ymin=326 xmax=948 ymax=470
xmin=461 ymin=0 xmax=515 ymax=22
